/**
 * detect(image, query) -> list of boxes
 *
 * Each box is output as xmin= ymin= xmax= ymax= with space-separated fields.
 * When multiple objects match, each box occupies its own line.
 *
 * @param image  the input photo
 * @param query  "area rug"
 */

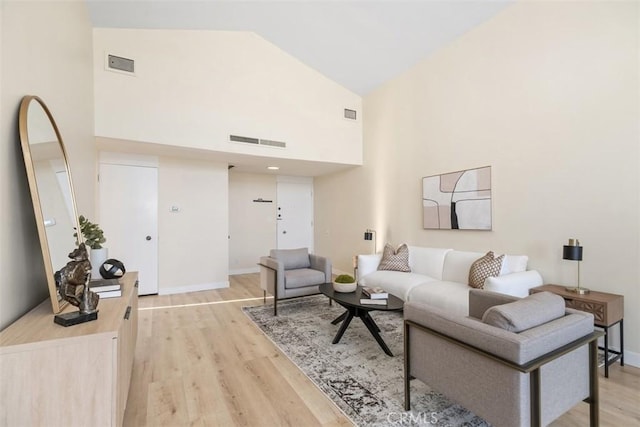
xmin=243 ymin=295 xmax=490 ymax=427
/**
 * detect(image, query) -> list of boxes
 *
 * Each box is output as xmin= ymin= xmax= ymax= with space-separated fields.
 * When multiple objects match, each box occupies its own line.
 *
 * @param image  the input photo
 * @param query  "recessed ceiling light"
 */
xmin=267 ymin=166 xmax=280 ymax=170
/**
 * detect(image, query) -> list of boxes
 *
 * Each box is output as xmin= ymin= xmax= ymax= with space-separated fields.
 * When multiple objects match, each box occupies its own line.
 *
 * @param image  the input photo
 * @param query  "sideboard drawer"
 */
xmin=563 ymin=298 xmax=606 ymax=323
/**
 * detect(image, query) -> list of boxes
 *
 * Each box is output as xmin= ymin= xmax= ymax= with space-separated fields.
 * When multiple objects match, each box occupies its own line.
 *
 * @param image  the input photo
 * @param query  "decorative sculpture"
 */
xmin=54 ymin=243 xmax=99 ymax=326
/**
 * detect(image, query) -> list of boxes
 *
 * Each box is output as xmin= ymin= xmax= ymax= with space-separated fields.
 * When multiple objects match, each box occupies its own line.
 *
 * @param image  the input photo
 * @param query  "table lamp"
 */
xmin=563 ymin=238 xmax=589 ymax=294
xmin=364 ymin=229 xmax=376 ymax=254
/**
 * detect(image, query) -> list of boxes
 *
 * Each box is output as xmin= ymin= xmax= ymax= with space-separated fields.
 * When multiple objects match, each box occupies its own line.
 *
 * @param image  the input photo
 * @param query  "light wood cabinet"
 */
xmin=0 ymin=272 xmax=138 ymax=427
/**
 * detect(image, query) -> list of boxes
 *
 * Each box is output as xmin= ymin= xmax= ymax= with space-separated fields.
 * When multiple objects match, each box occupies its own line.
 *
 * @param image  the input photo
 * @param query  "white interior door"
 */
xmin=99 ymin=163 xmax=158 ymax=295
xmin=276 ymin=177 xmax=313 ymax=251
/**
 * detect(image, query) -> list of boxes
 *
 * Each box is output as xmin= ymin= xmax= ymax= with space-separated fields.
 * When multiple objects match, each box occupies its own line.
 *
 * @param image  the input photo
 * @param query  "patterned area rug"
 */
xmin=243 ymin=295 xmax=490 ymax=427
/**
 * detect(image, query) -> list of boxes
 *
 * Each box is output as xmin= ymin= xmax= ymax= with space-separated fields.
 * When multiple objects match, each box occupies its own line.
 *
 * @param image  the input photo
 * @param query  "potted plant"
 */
xmin=333 ymin=274 xmax=357 ymax=293
xmin=75 ymin=215 xmax=107 ymax=278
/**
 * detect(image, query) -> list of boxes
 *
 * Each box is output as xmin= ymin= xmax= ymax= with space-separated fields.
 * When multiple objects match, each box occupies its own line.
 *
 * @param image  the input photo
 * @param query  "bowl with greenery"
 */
xmin=333 ymin=274 xmax=357 ymax=293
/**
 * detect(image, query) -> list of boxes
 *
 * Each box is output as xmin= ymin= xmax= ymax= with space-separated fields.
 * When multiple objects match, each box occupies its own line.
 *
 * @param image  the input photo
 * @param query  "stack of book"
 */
xmin=360 ymin=286 xmax=389 ymax=305
xmin=89 ymin=278 xmax=122 ymax=299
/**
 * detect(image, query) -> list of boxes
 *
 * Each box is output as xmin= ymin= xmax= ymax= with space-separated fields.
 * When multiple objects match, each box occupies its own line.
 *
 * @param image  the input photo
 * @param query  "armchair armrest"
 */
xmin=309 ymin=254 xmax=332 ymax=283
xmin=259 ymin=256 xmax=285 ymax=294
xmin=485 ymin=270 xmax=543 ymax=298
xmin=356 ymin=253 xmax=383 ymax=280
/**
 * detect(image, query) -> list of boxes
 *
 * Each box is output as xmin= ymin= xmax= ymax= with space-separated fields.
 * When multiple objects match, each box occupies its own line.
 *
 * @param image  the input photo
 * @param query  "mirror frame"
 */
xmin=18 ymin=95 xmax=83 ymax=313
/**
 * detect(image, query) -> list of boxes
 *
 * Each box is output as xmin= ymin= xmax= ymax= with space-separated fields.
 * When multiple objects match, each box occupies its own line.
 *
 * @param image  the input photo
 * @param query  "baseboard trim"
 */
xmin=159 ymin=281 xmax=229 ymax=296
xmin=622 ymin=349 xmax=640 ymax=368
xmin=230 ymin=267 xmax=260 ymax=275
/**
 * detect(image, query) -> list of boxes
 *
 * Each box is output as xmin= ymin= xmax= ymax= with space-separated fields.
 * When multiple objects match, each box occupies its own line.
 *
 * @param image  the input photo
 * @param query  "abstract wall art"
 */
xmin=422 ymin=166 xmax=492 ymax=230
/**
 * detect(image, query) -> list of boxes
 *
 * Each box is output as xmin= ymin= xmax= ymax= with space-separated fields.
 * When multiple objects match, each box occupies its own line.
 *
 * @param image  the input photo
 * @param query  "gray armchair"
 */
xmin=259 ymin=248 xmax=332 ymax=315
xmin=404 ymin=289 xmax=603 ymax=427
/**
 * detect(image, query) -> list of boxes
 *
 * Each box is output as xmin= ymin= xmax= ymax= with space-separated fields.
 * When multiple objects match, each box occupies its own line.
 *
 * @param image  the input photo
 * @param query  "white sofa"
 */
xmin=357 ymin=246 xmax=543 ymax=317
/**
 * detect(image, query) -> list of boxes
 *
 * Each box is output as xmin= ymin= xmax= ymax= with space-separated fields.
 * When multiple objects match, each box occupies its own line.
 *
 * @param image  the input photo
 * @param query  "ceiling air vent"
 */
xmin=108 ymin=54 xmax=134 ymax=73
xmin=344 ymin=108 xmax=357 ymax=120
xmin=230 ymin=135 xmax=259 ymax=144
xmin=259 ymin=139 xmax=286 ymax=148
xmin=229 ymin=135 xmax=286 ymax=148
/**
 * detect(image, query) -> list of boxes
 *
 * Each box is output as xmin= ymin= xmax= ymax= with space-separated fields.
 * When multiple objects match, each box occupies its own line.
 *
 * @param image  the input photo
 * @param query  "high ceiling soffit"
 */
xmin=87 ymin=0 xmax=513 ymax=96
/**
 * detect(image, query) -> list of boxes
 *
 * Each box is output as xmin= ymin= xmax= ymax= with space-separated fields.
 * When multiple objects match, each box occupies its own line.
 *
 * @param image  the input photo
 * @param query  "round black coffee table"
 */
xmin=319 ymin=283 xmax=404 ymax=356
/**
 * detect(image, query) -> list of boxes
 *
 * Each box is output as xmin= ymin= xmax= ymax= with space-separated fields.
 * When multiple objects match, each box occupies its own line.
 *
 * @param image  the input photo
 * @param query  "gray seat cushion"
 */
xmin=482 ymin=291 xmax=566 ymax=333
xmin=284 ymin=268 xmax=326 ymax=289
xmin=270 ymin=248 xmax=311 ymax=270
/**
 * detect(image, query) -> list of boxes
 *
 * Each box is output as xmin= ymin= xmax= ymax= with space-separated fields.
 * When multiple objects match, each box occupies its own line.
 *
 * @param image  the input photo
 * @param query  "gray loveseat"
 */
xmin=404 ymin=290 xmax=602 ymax=427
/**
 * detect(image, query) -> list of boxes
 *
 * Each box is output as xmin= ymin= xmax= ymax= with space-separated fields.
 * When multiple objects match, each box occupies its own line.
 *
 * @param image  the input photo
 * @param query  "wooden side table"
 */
xmin=530 ymin=284 xmax=624 ymax=378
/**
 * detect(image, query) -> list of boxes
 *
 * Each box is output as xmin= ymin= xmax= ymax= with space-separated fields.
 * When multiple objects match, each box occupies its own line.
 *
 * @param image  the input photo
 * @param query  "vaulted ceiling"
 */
xmin=87 ymin=1 xmax=513 ymax=96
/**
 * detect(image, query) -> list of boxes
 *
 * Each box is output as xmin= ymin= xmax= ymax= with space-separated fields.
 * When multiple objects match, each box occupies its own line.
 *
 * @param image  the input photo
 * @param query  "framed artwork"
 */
xmin=422 ymin=166 xmax=492 ymax=230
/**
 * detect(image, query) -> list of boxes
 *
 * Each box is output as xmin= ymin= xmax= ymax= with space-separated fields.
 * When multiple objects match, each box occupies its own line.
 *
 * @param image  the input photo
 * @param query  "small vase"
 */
xmin=90 ymin=247 xmax=108 ymax=279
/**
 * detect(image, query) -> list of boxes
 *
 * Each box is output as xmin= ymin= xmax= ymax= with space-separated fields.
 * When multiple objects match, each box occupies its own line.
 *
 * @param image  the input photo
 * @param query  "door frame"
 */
xmin=98 ymin=152 xmax=159 ymax=295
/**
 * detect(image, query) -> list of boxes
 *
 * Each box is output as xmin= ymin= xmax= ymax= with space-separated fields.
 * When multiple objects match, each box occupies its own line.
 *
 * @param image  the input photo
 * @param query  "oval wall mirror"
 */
xmin=18 ymin=95 xmax=83 ymax=313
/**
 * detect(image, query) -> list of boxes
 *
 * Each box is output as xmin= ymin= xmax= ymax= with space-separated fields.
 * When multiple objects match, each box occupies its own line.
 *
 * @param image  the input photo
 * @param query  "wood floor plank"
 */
xmin=124 ymin=273 xmax=639 ymax=427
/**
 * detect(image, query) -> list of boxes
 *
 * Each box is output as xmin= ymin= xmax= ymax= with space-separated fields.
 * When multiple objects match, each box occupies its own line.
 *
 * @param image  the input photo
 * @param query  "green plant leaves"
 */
xmin=73 ymin=215 xmax=106 ymax=250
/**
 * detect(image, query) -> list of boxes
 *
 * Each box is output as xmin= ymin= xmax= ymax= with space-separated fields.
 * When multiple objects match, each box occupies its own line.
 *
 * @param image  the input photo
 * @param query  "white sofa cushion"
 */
xmin=408 ymin=246 xmax=451 ymax=280
xmin=500 ymin=254 xmax=529 ymax=275
xmin=485 ymin=270 xmax=543 ymax=297
xmin=407 ymin=281 xmax=470 ymax=318
xmin=442 ymin=250 xmax=530 ymax=283
xmin=359 ymin=270 xmax=437 ymax=301
xmin=442 ymin=250 xmax=485 ymax=283
xmin=357 ymin=253 xmax=383 ymax=279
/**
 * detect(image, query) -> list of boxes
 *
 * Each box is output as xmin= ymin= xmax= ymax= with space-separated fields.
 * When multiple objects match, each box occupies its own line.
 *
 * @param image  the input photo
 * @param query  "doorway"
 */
xmin=276 ymin=176 xmax=314 ymax=251
xmin=98 ymin=161 xmax=159 ymax=295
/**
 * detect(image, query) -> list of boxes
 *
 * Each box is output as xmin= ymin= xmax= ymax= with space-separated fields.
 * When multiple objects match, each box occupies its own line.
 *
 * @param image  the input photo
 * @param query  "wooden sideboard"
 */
xmin=0 ymin=272 xmax=138 ymax=426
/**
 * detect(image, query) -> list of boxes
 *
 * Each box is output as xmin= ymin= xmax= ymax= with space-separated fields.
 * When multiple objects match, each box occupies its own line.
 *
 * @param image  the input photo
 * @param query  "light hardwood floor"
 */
xmin=124 ymin=274 xmax=640 ymax=426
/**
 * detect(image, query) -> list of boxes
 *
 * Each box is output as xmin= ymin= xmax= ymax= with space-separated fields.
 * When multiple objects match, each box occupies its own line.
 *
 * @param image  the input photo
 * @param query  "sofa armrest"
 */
xmin=309 ymin=254 xmax=332 ymax=283
xmin=406 ymin=300 xmax=594 ymax=365
xmin=357 ymin=253 xmax=383 ymax=280
xmin=484 ymin=270 xmax=543 ymax=298
xmin=468 ymin=289 xmax=519 ymax=319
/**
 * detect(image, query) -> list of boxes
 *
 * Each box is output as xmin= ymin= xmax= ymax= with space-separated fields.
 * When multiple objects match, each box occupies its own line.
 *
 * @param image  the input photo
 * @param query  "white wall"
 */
xmin=315 ymin=1 xmax=640 ymax=360
xmin=1 ymin=1 xmax=95 ymax=329
xmin=228 ymin=172 xmax=277 ymax=274
xmin=158 ymin=157 xmax=229 ymax=294
xmin=92 ymin=28 xmax=362 ymax=167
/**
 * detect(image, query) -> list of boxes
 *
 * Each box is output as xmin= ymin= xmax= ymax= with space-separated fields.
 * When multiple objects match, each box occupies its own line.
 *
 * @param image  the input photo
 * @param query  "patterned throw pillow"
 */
xmin=468 ymin=251 xmax=505 ymax=289
xmin=377 ymin=243 xmax=411 ymax=272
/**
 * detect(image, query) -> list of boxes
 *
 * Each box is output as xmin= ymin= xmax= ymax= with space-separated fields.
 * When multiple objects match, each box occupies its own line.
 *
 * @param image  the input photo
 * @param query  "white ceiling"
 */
xmin=86 ymin=0 xmax=513 ymax=174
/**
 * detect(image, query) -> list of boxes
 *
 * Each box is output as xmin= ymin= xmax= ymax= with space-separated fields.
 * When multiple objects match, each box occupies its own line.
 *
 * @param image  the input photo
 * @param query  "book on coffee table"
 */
xmin=360 ymin=298 xmax=388 ymax=305
xmin=362 ymin=286 xmax=389 ymax=299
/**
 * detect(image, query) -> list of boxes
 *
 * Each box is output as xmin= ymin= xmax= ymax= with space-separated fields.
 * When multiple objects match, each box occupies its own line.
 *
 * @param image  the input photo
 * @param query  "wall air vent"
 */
xmin=344 ymin=108 xmax=357 ymax=120
xmin=229 ymin=135 xmax=286 ymax=149
xmin=107 ymin=54 xmax=134 ymax=73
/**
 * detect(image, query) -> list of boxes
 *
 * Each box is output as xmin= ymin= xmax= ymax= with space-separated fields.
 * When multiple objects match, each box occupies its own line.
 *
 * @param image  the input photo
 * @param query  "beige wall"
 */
xmin=92 ymin=28 xmax=362 ymax=167
xmin=1 ymin=1 xmax=95 ymax=329
xmin=315 ymin=1 xmax=640 ymax=360
xmin=228 ymin=172 xmax=277 ymax=274
xmin=158 ymin=157 xmax=229 ymax=294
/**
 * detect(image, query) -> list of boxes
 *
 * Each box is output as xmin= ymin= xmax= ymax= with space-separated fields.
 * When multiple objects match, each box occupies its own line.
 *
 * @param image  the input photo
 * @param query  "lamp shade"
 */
xmin=563 ymin=245 xmax=583 ymax=261
xmin=364 ymin=231 xmax=373 ymax=241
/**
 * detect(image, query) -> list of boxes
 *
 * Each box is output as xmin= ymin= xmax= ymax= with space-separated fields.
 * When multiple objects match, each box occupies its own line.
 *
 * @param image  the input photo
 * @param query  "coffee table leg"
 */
xmin=333 ymin=310 xmax=355 ymax=344
xmin=362 ymin=312 xmax=394 ymax=357
xmin=331 ymin=310 xmax=348 ymax=325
